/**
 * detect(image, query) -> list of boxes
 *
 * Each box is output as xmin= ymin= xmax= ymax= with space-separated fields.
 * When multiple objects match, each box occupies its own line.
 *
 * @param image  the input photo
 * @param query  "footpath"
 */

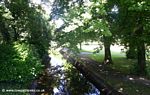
xmin=61 ymin=49 xmax=150 ymax=95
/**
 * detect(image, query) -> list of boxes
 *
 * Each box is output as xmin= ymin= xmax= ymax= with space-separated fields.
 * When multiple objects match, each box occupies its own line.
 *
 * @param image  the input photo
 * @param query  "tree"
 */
xmin=0 ymin=2 xmax=11 ymax=43
xmin=0 ymin=0 xmax=52 ymax=82
xmin=114 ymin=0 xmax=150 ymax=74
xmin=53 ymin=1 xmax=113 ymax=65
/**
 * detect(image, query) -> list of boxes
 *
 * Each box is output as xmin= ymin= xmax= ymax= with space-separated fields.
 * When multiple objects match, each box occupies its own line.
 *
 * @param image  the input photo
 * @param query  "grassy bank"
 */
xmin=81 ymin=49 xmax=150 ymax=76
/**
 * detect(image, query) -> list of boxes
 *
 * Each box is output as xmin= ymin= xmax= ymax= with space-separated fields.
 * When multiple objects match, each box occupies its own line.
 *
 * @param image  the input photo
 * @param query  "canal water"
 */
xmin=50 ymin=56 xmax=100 ymax=95
xmin=0 ymin=54 xmax=100 ymax=95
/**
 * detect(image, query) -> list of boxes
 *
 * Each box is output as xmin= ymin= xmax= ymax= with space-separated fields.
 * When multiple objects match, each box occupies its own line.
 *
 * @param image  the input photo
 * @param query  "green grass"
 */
xmin=79 ymin=49 xmax=94 ymax=53
xmin=80 ymin=49 xmax=150 ymax=94
xmin=87 ymin=50 xmax=150 ymax=76
xmin=88 ymin=52 xmax=136 ymax=74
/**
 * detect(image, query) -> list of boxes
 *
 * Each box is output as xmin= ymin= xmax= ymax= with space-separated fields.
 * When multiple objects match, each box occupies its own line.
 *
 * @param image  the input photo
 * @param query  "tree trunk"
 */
xmin=12 ymin=25 xmax=19 ymax=41
xmin=42 ymin=53 xmax=51 ymax=69
xmin=126 ymin=43 xmax=137 ymax=59
xmin=0 ymin=22 xmax=10 ymax=43
xmin=103 ymin=36 xmax=113 ymax=64
xmin=79 ymin=42 xmax=82 ymax=50
xmin=135 ymin=21 xmax=146 ymax=75
xmin=137 ymin=41 xmax=146 ymax=75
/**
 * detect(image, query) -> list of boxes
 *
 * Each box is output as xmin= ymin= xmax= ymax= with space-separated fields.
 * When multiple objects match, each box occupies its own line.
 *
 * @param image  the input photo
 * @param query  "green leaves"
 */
xmin=54 ymin=0 xmax=112 ymax=51
xmin=127 ymin=1 xmax=150 ymax=12
xmin=0 ymin=42 xmax=43 ymax=83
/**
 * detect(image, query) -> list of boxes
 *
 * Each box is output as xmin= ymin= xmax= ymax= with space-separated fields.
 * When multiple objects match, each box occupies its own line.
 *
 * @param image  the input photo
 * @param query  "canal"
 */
xmin=50 ymin=55 xmax=100 ymax=95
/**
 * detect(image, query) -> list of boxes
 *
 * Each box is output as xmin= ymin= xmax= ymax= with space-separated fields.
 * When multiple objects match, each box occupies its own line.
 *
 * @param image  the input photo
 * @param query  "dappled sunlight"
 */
xmin=54 ymin=18 xmax=64 ymax=28
xmin=81 ymin=42 xmax=125 ymax=53
xmin=129 ymin=77 xmax=134 ymax=81
xmin=118 ymin=87 xmax=123 ymax=93
xmin=0 ymin=0 xmax=150 ymax=95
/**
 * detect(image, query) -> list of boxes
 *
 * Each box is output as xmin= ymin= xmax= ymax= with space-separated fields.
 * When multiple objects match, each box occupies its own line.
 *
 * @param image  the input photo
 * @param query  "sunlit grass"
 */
xmin=88 ymin=51 xmax=136 ymax=74
xmin=79 ymin=49 xmax=94 ymax=53
xmin=86 ymin=49 xmax=150 ymax=76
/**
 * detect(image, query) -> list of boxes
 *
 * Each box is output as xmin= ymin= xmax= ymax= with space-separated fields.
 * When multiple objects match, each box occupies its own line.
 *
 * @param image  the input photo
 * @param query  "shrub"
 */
xmin=0 ymin=42 xmax=43 ymax=83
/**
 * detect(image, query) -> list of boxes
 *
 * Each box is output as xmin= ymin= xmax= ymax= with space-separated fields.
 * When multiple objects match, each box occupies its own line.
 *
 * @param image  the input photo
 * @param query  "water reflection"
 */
xmin=31 ymin=56 xmax=100 ymax=95
xmin=63 ymin=63 xmax=100 ymax=95
xmin=50 ymin=55 xmax=100 ymax=95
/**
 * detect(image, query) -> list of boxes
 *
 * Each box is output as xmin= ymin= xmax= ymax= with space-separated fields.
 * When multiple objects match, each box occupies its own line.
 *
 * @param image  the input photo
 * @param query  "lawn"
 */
xmin=88 ymin=51 xmax=136 ymax=74
xmin=81 ymin=47 xmax=150 ymax=76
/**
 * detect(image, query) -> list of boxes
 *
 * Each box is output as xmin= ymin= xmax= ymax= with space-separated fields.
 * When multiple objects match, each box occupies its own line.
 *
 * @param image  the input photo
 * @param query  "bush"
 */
xmin=0 ymin=42 xmax=43 ymax=83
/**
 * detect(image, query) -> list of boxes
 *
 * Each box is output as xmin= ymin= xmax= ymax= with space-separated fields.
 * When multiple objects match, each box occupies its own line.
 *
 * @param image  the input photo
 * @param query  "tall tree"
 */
xmin=1 ymin=0 xmax=52 ymax=68
xmin=115 ymin=0 xmax=150 ymax=74
xmin=54 ymin=0 xmax=113 ymax=64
